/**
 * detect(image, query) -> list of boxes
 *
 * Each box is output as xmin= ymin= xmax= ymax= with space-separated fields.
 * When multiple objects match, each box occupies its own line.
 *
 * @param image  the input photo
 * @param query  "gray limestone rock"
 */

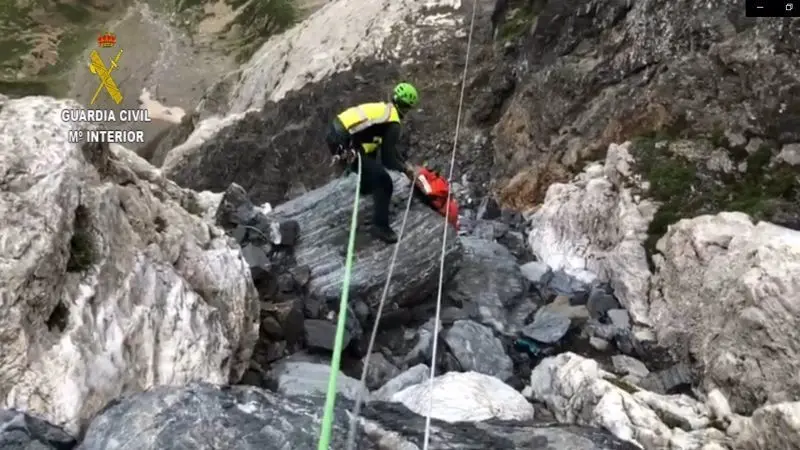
xmin=266 ymin=360 xmax=367 ymax=401
xmin=78 ymin=382 xmax=640 ymax=450
xmin=446 ymin=237 xmax=530 ymax=335
xmin=522 ymin=310 xmax=571 ymax=344
xmin=266 ymin=174 xmax=462 ymax=310
xmin=0 ymin=409 xmax=76 ymax=450
xmin=444 ymin=320 xmax=514 ymax=381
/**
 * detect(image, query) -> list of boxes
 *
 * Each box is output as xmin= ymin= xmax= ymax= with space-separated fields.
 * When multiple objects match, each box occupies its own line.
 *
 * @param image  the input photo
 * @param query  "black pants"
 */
xmin=325 ymin=120 xmax=393 ymax=228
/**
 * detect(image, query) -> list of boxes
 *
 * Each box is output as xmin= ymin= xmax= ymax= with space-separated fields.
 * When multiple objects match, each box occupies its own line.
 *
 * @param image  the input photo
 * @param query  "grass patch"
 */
xmin=498 ymin=2 xmax=540 ymax=41
xmin=0 ymin=3 xmax=36 ymax=78
xmin=632 ymin=135 xmax=799 ymax=267
xmin=173 ymin=0 xmax=209 ymax=11
xmin=55 ymin=2 xmax=92 ymax=24
xmin=604 ymin=375 xmax=641 ymax=394
xmin=0 ymin=78 xmax=60 ymax=97
xmin=1 ymin=1 xmax=127 ymax=96
xmin=227 ymin=0 xmax=298 ymax=63
xmin=708 ymin=124 xmax=728 ymax=148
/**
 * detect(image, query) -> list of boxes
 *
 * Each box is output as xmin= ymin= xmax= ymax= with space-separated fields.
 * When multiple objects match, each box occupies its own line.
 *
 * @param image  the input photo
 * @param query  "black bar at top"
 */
xmin=746 ymin=0 xmax=800 ymax=17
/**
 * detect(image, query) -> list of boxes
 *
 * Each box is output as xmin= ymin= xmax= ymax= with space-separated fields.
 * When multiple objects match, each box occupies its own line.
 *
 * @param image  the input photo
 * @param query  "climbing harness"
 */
xmin=422 ymin=0 xmax=479 ymax=447
xmin=316 ymin=0 xmax=478 ymax=444
xmin=317 ymin=152 xmax=362 ymax=450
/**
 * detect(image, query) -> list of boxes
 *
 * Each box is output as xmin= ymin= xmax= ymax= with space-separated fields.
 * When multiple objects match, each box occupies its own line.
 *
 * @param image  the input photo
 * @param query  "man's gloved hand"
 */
xmin=406 ymin=164 xmax=427 ymax=191
xmin=345 ymin=148 xmax=358 ymax=164
xmin=331 ymin=147 xmax=357 ymax=166
xmin=404 ymin=162 xmax=419 ymax=179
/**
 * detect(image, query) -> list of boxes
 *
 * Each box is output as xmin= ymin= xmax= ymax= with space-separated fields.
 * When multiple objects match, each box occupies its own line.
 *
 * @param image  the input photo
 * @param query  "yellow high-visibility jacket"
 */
xmin=336 ymin=102 xmax=401 ymax=154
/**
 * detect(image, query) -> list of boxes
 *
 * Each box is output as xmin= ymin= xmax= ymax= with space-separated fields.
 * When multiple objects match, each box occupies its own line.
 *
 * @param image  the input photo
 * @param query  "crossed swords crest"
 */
xmin=88 ymin=49 xmax=124 ymax=105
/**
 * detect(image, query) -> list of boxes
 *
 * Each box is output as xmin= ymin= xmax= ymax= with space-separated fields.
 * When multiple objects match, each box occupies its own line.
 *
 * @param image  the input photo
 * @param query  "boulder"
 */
xmin=445 ymin=236 xmax=531 ymax=335
xmin=266 ymin=360 xmax=367 ymax=402
xmin=546 ymin=270 xmax=592 ymax=303
xmin=732 ymin=401 xmax=800 ymax=450
xmin=611 ymin=355 xmax=650 ymax=380
xmin=522 ymin=309 xmax=572 ymax=344
xmin=358 ymin=352 xmax=401 ymax=391
xmin=371 ymin=364 xmax=430 ymax=402
xmin=587 ymin=287 xmax=622 ymax=319
xmin=0 ymin=96 xmax=259 ymax=434
xmin=0 ymin=409 xmax=76 ymax=449
xmin=648 ymin=212 xmax=800 ymax=414
xmin=520 ymin=260 xmax=552 ymax=285
xmin=443 ymin=320 xmax=514 ymax=381
xmin=390 ymin=371 xmax=534 ymax=423
xmin=527 ymin=353 xmax=728 ymax=449
xmin=263 ymin=173 xmax=462 ymax=310
xmin=528 ymin=142 xmax=657 ymax=327
xmin=606 ymin=309 xmax=631 ymax=330
xmin=304 ymin=319 xmax=351 ymax=351
xmin=77 ymin=382 xmax=639 ymax=449
xmin=637 ymin=363 xmax=694 ymax=396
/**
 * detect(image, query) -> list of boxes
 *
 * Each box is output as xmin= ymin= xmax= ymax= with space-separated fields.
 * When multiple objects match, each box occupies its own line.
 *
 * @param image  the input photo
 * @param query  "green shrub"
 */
xmin=631 ymin=136 xmax=798 ymax=267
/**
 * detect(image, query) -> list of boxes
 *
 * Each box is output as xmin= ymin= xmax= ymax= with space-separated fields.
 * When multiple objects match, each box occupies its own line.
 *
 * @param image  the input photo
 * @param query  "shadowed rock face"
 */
xmin=492 ymin=0 xmax=800 ymax=209
xmin=167 ymin=0 xmax=800 ymax=220
xmin=166 ymin=97 xmax=337 ymax=206
xmin=0 ymin=409 xmax=76 ymax=450
xmin=164 ymin=50 xmax=499 ymax=207
xmin=76 ymin=382 xmax=640 ymax=450
xmin=161 ymin=0 xmax=503 ymax=206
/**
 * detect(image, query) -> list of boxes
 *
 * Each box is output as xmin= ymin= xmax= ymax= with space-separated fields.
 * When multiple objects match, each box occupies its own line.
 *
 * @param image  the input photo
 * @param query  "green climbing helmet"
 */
xmin=392 ymin=82 xmax=418 ymax=108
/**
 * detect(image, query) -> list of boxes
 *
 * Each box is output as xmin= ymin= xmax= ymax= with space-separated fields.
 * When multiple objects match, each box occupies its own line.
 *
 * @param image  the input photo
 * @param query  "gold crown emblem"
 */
xmin=97 ymin=32 xmax=116 ymax=48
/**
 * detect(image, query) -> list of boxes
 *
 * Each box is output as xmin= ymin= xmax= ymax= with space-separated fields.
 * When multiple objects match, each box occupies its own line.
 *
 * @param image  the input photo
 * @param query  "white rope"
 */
xmin=422 ymin=0 xmax=479 ymax=447
xmin=345 ymin=182 xmax=416 ymax=450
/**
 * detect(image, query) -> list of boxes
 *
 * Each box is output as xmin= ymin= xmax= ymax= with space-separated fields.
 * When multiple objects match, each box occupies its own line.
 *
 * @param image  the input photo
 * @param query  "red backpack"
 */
xmin=415 ymin=167 xmax=460 ymax=230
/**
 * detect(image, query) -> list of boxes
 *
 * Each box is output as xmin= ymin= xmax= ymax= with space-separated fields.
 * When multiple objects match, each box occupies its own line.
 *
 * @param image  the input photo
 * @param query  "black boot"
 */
xmin=370 ymin=224 xmax=398 ymax=244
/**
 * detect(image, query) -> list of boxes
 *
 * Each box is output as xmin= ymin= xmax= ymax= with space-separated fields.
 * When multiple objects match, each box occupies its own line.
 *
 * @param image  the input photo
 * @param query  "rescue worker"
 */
xmin=325 ymin=82 xmax=420 ymax=244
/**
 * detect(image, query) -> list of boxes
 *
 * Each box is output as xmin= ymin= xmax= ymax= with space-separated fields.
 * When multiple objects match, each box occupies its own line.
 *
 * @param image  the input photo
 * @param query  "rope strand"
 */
xmin=345 ymin=183 xmax=416 ymax=450
xmin=422 ymin=0 xmax=479 ymax=447
xmin=317 ymin=153 xmax=362 ymax=450
xmin=318 ymin=0 xmax=479 ymax=444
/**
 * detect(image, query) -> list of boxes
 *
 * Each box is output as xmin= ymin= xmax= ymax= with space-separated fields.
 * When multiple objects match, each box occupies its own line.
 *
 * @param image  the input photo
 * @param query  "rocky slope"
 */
xmin=491 ymin=0 xmax=800 ymax=217
xmin=55 ymin=381 xmax=637 ymax=450
xmin=0 ymin=98 xmax=644 ymax=448
xmin=2 ymin=0 xmax=305 ymax=155
xmin=1 ymin=100 xmax=798 ymax=449
xmin=156 ymin=0 xmax=799 ymax=230
xmin=156 ymin=0 xmax=495 ymax=204
xmin=0 ymin=95 xmax=259 ymax=434
xmin=1 ymin=0 xmax=800 ymax=448
xmin=526 ymin=142 xmax=800 ymax=448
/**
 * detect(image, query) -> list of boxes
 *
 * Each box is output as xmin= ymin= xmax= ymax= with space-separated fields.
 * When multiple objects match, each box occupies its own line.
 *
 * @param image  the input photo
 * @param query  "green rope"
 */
xmin=317 ymin=153 xmax=362 ymax=450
